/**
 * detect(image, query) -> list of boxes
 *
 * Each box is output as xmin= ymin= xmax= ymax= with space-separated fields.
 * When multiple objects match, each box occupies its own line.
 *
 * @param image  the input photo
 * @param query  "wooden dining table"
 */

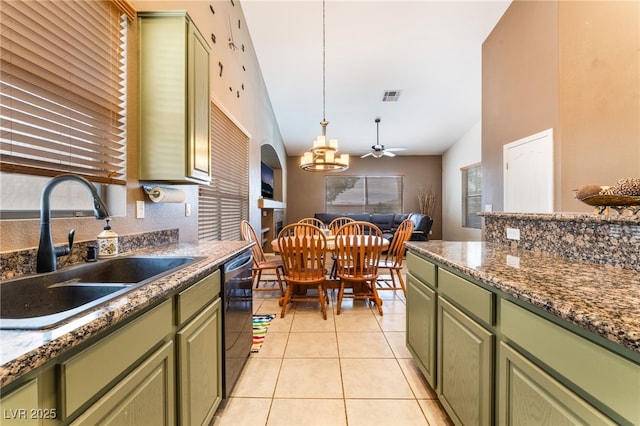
xmin=270 ymin=233 xmax=389 ymax=253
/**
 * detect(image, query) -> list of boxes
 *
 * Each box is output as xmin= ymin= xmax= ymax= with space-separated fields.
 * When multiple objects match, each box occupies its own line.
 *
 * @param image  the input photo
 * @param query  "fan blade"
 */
xmin=385 ymin=147 xmax=407 ymax=152
xmin=360 ymin=152 xmax=373 ymax=158
xmin=382 ymin=151 xmax=396 ymax=157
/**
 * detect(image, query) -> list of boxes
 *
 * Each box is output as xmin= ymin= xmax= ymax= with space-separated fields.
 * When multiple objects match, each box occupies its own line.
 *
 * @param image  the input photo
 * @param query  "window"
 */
xmin=462 ymin=163 xmax=482 ymax=229
xmin=0 ymin=0 xmax=132 ymax=218
xmin=326 ymin=176 xmax=403 ymax=214
xmin=0 ymin=0 xmax=130 ymax=183
xmin=199 ymin=103 xmax=249 ymax=241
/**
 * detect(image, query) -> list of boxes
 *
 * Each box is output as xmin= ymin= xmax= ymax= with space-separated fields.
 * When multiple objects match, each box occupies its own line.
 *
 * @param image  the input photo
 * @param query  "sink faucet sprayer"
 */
xmin=37 ymin=174 xmax=110 ymax=273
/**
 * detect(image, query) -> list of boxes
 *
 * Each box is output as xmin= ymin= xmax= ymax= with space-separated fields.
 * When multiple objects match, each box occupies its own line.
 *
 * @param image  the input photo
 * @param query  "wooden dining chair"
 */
xmin=376 ymin=218 xmax=414 ymax=296
xmin=240 ymin=220 xmax=285 ymax=296
xmin=328 ymin=216 xmax=354 ymax=234
xmin=327 ymin=217 xmax=354 ymax=278
xmin=334 ymin=221 xmax=385 ymax=315
xmin=277 ymin=223 xmax=329 ymax=319
xmin=298 ymin=217 xmax=326 ymax=228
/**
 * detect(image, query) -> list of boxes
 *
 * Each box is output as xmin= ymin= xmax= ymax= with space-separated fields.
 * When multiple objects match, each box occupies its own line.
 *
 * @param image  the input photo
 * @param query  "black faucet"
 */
xmin=37 ymin=174 xmax=111 ymax=273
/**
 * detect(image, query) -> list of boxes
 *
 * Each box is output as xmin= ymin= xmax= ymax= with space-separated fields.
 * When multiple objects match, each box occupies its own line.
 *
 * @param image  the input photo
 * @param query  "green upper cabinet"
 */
xmin=138 ymin=11 xmax=211 ymax=184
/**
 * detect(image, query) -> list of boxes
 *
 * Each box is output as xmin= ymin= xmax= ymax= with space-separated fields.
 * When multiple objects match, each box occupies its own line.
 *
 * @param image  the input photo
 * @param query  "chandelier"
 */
xmin=300 ymin=0 xmax=349 ymax=172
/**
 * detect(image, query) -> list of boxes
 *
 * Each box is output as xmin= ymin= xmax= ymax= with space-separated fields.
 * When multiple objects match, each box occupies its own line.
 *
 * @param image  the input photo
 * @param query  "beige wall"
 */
xmin=1 ymin=1 xmax=285 ymax=252
xmin=286 ymin=155 xmax=443 ymax=240
xmin=558 ymin=0 xmax=640 ymax=210
xmin=482 ymin=0 xmax=639 ymax=212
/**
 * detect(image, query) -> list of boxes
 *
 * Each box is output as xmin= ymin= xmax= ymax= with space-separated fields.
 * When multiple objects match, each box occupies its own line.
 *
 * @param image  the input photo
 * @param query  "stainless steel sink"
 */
xmin=0 ymin=256 xmax=201 ymax=330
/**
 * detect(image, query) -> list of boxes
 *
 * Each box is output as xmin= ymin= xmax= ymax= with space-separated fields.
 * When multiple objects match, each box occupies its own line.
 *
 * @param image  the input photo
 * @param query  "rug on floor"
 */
xmin=252 ymin=314 xmax=276 ymax=353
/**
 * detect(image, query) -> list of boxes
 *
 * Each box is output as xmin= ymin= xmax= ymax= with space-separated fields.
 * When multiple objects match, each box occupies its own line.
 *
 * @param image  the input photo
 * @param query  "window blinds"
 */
xmin=0 ymin=0 xmax=128 ymax=184
xmin=199 ymin=103 xmax=249 ymax=241
xmin=326 ymin=176 xmax=403 ymax=214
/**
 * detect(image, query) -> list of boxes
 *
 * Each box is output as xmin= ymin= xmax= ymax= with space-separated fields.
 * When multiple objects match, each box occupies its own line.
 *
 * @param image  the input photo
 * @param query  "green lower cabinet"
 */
xmin=71 ymin=341 xmax=175 ymax=425
xmin=0 ymin=379 xmax=41 ymax=426
xmin=498 ymin=342 xmax=615 ymax=426
xmin=406 ymin=250 xmax=640 ymax=426
xmin=438 ymin=297 xmax=494 ymax=426
xmin=406 ymin=272 xmax=437 ymax=387
xmin=176 ymin=298 xmax=222 ymax=426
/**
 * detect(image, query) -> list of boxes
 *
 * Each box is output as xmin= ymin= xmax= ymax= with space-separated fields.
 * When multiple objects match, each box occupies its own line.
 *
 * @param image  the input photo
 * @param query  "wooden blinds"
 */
xmin=199 ymin=103 xmax=249 ymax=241
xmin=0 ymin=0 xmax=128 ymax=184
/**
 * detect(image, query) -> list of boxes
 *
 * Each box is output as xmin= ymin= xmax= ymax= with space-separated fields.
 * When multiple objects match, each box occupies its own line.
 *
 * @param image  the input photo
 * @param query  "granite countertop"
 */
xmin=0 ymin=240 xmax=252 ymax=388
xmin=405 ymin=241 xmax=640 ymax=356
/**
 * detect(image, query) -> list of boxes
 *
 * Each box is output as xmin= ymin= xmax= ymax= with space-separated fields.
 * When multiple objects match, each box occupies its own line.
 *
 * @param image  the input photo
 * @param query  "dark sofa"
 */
xmin=314 ymin=212 xmax=433 ymax=241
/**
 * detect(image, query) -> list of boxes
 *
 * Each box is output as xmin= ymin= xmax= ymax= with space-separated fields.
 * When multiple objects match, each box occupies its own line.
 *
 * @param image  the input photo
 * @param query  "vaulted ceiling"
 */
xmin=242 ymin=0 xmax=512 ymax=159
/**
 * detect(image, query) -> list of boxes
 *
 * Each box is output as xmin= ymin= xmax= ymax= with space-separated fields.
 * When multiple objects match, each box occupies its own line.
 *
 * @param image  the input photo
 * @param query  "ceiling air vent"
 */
xmin=382 ymin=90 xmax=401 ymax=102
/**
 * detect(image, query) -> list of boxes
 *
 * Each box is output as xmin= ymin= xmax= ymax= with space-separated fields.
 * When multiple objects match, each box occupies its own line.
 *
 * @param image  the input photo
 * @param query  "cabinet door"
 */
xmin=498 ymin=342 xmax=615 ymax=426
xmin=71 ymin=341 xmax=175 ymax=426
xmin=438 ymin=297 xmax=493 ymax=426
xmin=138 ymin=12 xmax=210 ymax=183
xmin=406 ymin=272 xmax=437 ymax=387
xmin=0 ymin=379 xmax=40 ymax=426
xmin=187 ymin=19 xmax=211 ymax=182
xmin=176 ymin=298 xmax=222 ymax=426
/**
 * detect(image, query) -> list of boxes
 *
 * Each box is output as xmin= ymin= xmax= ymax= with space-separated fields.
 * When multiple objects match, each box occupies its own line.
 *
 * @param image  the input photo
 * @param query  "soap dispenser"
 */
xmin=97 ymin=219 xmax=118 ymax=258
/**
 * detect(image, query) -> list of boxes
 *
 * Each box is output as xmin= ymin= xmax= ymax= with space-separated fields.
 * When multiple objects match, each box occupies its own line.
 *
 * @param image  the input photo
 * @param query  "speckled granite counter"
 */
xmin=0 ymin=240 xmax=252 ymax=388
xmin=405 ymin=241 xmax=640 ymax=356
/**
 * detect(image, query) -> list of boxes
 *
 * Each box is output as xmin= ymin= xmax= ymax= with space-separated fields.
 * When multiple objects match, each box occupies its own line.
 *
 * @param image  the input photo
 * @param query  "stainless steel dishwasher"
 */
xmin=221 ymin=250 xmax=253 ymax=398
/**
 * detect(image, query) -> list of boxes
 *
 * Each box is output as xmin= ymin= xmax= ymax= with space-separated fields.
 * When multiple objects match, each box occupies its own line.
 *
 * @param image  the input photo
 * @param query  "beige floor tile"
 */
xmin=418 ymin=399 xmax=455 ymax=426
xmin=373 ymin=298 xmax=407 ymax=314
xmin=254 ymin=298 xmax=284 ymax=315
xmin=231 ymin=358 xmax=282 ymax=398
xmin=385 ymin=331 xmax=413 ymax=359
xmin=266 ymin=314 xmax=294 ymax=333
xmin=345 ymin=399 xmax=428 ymax=426
xmin=341 ymin=358 xmax=413 ymax=398
xmin=285 ymin=332 xmax=338 ymax=358
xmin=274 ymin=358 xmax=343 ymax=398
xmin=375 ymin=286 xmax=406 ymax=301
xmin=214 ymin=287 xmax=454 ymax=425
xmin=337 ymin=332 xmax=394 ymax=358
xmin=332 ymin=297 xmax=377 ymax=314
xmin=212 ymin=397 xmax=272 ymax=425
xmin=291 ymin=311 xmax=336 ymax=332
xmin=376 ymin=312 xmax=406 ymax=332
xmin=267 ymin=399 xmax=347 ymax=426
xmin=397 ymin=358 xmax=438 ymax=399
xmin=251 ymin=331 xmax=289 ymax=358
xmin=334 ymin=312 xmax=380 ymax=332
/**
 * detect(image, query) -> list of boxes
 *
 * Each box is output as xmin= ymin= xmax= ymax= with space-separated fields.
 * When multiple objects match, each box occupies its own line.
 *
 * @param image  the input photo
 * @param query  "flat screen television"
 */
xmin=261 ymin=162 xmax=274 ymax=199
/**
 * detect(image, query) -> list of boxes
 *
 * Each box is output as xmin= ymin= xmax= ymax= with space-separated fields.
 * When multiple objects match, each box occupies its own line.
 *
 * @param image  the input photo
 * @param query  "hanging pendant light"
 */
xmin=300 ymin=0 xmax=349 ymax=172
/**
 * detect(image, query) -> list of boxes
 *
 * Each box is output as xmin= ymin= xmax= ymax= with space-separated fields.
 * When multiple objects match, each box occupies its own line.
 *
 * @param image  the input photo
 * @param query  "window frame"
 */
xmin=461 ymin=163 xmax=482 ymax=229
xmin=325 ymin=175 xmax=403 ymax=214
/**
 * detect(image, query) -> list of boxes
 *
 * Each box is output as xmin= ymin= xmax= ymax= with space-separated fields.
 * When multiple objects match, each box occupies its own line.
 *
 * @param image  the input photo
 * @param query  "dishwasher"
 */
xmin=221 ymin=250 xmax=254 ymax=398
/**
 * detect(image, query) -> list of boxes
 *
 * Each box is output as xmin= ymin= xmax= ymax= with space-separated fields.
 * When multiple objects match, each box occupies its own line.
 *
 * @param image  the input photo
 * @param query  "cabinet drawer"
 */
xmin=175 ymin=270 xmax=220 ymax=325
xmin=501 ymin=299 xmax=640 ymax=425
xmin=439 ymin=268 xmax=494 ymax=325
xmin=59 ymin=300 xmax=173 ymax=418
xmin=406 ymin=251 xmax=436 ymax=288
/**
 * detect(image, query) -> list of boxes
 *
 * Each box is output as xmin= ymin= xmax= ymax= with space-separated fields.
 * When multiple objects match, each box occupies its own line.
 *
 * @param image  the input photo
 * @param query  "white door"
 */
xmin=503 ymin=129 xmax=554 ymax=213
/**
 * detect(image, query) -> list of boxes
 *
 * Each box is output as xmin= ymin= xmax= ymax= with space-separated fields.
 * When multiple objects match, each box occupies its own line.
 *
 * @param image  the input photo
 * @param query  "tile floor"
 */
xmin=212 ymin=279 xmax=453 ymax=426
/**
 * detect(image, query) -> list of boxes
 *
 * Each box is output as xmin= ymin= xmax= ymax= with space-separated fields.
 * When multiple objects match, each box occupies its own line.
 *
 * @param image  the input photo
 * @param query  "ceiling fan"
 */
xmin=360 ymin=118 xmax=407 ymax=158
